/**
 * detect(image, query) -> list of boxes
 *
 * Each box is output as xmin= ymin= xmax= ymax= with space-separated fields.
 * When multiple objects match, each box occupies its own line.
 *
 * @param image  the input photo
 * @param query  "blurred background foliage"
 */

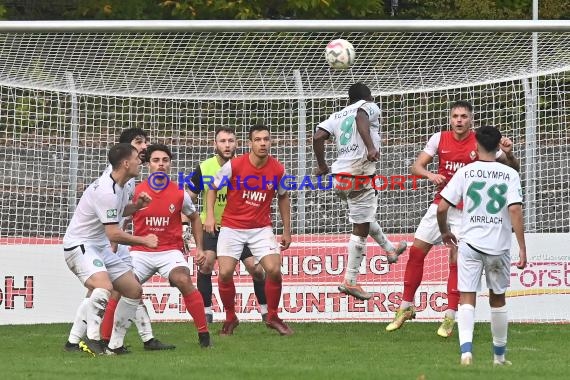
xmin=0 ymin=0 xmax=568 ymax=20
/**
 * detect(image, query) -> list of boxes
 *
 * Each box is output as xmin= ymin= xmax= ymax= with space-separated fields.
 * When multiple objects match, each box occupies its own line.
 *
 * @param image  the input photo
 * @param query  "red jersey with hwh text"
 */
xmin=131 ymin=181 xmax=195 ymax=252
xmin=214 ymin=154 xmax=285 ymax=229
xmin=430 ymin=130 xmax=478 ymax=208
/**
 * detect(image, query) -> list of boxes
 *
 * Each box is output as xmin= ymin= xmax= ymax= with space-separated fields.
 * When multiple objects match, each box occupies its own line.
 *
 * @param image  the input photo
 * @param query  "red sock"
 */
xmin=265 ymin=277 xmax=282 ymax=320
xmin=218 ymin=278 xmax=236 ymax=322
xmin=402 ymin=246 xmax=427 ymax=302
xmin=183 ymin=290 xmax=208 ymax=333
xmin=100 ymin=297 xmax=118 ymax=341
xmin=447 ymin=263 xmax=459 ymax=311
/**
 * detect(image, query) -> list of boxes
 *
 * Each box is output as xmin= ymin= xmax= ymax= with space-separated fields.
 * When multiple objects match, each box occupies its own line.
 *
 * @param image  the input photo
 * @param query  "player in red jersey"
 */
xmin=386 ymin=101 xmax=520 ymax=336
xmin=130 ymin=143 xmax=211 ymax=348
xmin=204 ymin=124 xmax=293 ymax=336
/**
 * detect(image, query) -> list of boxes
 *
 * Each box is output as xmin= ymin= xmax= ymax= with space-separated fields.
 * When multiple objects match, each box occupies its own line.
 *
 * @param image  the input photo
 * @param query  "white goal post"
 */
xmin=0 ymin=20 xmax=569 ymax=324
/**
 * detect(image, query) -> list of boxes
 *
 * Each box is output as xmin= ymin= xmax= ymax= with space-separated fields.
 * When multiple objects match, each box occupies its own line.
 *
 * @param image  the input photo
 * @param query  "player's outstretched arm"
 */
xmin=497 ymin=137 xmax=520 ymax=172
xmin=105 ymin=223 xmax=158 ymax=248
xmin=509 ymin=204 xmax=527 ymax=269
xmin=312 ymin=129 xmax=330 ymax=175
xmin=278 ymin=192 xmax=292 ymax=250
xmin=355 ymin=109 xmax=378 ymax=162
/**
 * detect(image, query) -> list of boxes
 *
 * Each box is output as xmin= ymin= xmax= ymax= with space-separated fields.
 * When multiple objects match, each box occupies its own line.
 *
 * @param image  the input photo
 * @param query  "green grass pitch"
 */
xmin=1 ymin=322 xmax=566 ymax=380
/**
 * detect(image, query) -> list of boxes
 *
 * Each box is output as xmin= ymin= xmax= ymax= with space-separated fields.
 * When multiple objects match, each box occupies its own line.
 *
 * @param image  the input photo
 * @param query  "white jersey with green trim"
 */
xmin=440 ymin=160 xmax=523 ymax=254
xmin=317 ymin=100 xmax=381 ymax=176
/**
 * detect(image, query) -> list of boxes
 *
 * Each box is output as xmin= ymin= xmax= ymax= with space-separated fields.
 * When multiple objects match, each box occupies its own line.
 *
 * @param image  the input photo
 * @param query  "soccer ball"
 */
xmin=325 ymin=39 xmax=355 ymax=70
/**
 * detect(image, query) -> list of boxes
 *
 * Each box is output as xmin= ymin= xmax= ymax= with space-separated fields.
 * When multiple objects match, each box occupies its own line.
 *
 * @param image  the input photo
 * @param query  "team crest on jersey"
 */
xmin=93 ymin=259 xmax=104 ymax=267
xmin=169 ymin=204 xmax=175 ymax=213
xmin=470 ymin=150 xmax=477 ymax=160
xmin=106 ymin=209 xmax=117 ymax=218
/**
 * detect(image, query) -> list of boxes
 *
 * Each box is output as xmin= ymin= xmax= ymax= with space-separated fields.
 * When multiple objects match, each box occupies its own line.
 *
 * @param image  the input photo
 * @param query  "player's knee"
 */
xmin=217 ymin=269 xmax=234 ymax=283
xmin=172 ymin=274 xmax=195 ymax=293
xmin=122 ymin=282 xmax=143 ymax=299
xmin=489 ymin=291 xmax=506 ymax=308
xmin=200 ymin=261 xmax=214 ymax=274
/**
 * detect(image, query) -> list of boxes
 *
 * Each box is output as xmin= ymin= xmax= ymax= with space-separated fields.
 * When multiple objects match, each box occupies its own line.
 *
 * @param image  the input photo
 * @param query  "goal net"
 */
xmin=1 ymin=24 xmax=569 ymax=324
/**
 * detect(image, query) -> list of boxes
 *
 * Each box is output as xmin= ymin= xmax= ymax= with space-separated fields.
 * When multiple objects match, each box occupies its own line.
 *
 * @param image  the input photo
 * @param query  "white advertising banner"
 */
xmin=0 ymin=233 xmax=568 ymax=325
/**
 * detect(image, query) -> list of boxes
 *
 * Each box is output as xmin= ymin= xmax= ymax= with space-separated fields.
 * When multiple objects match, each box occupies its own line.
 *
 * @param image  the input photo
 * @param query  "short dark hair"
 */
xmin=145 ymin=143 xmax=173 ymax=161
xmin=348 ymin=82 xmax=372 ymax=103
xmin=475 ymin=125 xmax=502 ymax=153
xmin=119 ymin=128 xmax=148 ymax=144
xmin=248 ymin=124 xmax=270 ymax=140
xmin=215 ymin=126 xmax=236 ymax=140
xmin=450 ymin=100 xmax=473 ymax=113
xmin=108 ymin=143 xmax=138 ymax=170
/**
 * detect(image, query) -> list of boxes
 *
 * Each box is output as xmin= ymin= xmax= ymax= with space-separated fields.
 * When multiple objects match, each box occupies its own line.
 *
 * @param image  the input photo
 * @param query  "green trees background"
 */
xmin=0 ymin=0 xmax=568 ymax=20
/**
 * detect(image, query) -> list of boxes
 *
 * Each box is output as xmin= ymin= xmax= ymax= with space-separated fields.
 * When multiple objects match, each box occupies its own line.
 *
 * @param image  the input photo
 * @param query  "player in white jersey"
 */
xmin=437 ymin=125 xmax=527 ymax=366
xmin=63 ymin=143 xmax=158 ymax=355
xmin=313 ymin=82 xmax=407 ymax=300
xmin=65 ymin=128 xmax=174 ymax=352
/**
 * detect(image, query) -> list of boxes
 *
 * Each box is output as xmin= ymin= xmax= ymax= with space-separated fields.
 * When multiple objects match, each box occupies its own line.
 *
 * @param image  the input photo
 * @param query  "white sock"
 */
xmin=400 ymin=301 xmax=413 ymax=310
xmin=204 ymin=306 xmax=212 ymax=315
xmin=108 ymin=296 xmax=139 ymax=349
xmin=86 ymin=288 xmax=110 ymax=340
xmin=344 ymin=234 xmax=367 ymax=284
xmin=260 ymin=304 xmax=268 ymax=314
xmin=68 ymin=298 xmax=90 ymax=344
xmin=134 ymin=302 xmax=154 ymax=343
xmin=445 ymin=309 xmax=456 ymax=320
xmin=491 ymin=305 xmax=508 ymax=361
xmin=369 ymin=221 xmax=395 ymax=252
xmin=458 ymin=304 xmax=475 ymax=354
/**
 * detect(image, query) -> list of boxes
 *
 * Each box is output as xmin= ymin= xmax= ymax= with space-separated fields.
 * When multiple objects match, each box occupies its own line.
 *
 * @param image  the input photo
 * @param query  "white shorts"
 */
xmin=217 ymin=227 xmax=279 ymax=264
xmin=457 ymin=241 xmax=511 ymax=294
xmin=333 ymin=175 xmax=377 ymax=224
xmin=131 ymin=249 xmax=191 ymax=284
xmin=64 ymin=243 xmax=131 ymax=284
xmin=414 ymin=203 xmax=463 ymax=245
xmin=116 ymin=244 xmax=132 ymax=268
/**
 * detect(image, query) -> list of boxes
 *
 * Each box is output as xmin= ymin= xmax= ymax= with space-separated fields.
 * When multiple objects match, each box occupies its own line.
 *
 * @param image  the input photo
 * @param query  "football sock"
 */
xmin=447 ymin=263 xmax=459 ymax=312
xmin=183 ymin=290 xmax=208 ymax=333
xmin=402 ymin=246 xmax=426 ymax=303
xmin=68 ymin=298 xmax=90 ymax=344
xmin=369 ymin=221 xmax=395 ymax=252
xmin=458 ymin=304 xmax=475 ymax=354
xmin=134 ymin=302 xmax=154 ymax=343
xmin=260 ymin=304 xmax=268 ymax=315
xmin=86 ymin=288 xmax=110 ymax=340
xmin=253 ymin=277 xmax=267 ymax=305
xmin=197 ymin=271 xmax=213 ymax=308
xmin=108 ymin=296 xmax=139 ymax=349
xmin=265 ymin=277 xmax=282 ymax=320
xmin=100 ymin=297 xmax=118 ymax=341
xmin=491 ymin=305 xmax=508 ymax=362
xmin=218 ymin=278 xmax=236 ymax=322
xmin=345 ymin=234 xmax=367 ymax=285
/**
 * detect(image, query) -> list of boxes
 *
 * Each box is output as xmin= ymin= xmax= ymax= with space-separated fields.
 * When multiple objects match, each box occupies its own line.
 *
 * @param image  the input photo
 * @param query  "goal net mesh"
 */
xmin=1 ymin=30 xmax=569 ymax=323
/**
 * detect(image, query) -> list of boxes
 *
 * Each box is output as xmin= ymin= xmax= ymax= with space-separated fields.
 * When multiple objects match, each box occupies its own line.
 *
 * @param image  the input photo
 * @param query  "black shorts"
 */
xmin=202 ymin=230 xmax=253 ymax=261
